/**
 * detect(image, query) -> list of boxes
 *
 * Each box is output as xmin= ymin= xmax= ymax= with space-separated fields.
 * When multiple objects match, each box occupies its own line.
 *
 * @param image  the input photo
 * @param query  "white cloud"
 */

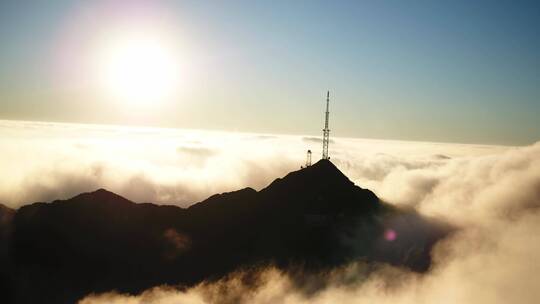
xmin=2 ymin=120 xmax=539 ymax=303
xmin=0 ymin=120 xmax=510 ymax=208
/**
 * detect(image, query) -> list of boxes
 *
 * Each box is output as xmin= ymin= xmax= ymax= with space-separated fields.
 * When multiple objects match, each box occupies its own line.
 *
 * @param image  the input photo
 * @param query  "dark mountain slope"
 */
xmin=0 ymin=204 xmax=14 ymax=249
xmin=253 ymin=160 xmax=381 ymax=266
xmin=0 ymin=204 xmax=15 ymax=304
xmin=5 ymin=160 xmax=450 ymax=303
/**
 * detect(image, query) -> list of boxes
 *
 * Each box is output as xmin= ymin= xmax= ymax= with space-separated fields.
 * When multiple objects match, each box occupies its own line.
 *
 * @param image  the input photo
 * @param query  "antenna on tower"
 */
xmin=301 ymin=150 xmax=312 ymax=169
xmin=322 ymin=91 xmax=330 ymax=160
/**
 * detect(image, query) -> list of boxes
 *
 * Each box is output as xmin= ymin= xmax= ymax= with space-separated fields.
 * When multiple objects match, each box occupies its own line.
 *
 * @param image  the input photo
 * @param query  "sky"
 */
xmin=0 ymin=0 xmax=539 ymax=145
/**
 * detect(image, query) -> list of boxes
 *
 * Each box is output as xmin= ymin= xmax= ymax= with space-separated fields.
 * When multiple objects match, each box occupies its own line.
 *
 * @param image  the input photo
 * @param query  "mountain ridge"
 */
xmin=3 ymin=160 xmax=450 ymax=304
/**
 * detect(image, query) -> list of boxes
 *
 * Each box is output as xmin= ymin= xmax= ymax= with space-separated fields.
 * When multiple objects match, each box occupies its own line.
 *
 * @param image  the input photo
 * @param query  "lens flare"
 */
xmin=384 ymin=229 xmax=397 ymax=241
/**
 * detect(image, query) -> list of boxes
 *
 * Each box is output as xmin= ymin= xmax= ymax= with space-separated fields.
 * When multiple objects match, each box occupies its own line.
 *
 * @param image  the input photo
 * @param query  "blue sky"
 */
xmin=0 ymin=1 xmax=539 ymax=145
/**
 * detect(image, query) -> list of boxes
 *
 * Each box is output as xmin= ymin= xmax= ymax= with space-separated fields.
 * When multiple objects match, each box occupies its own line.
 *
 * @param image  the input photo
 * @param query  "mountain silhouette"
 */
xmin=3 ymin=160 xmax=450 ymax=303
xmin=0 ymin=203 xmax=15 ymax=303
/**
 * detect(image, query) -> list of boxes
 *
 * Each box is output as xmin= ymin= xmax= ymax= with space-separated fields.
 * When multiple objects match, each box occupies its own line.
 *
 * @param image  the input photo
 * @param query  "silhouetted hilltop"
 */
xmin=260 ymin=159 xmax=378 ymax=214
xmin=0 ymin=203 xmax=14 ymax=214
xmin=0 ymin=203 xmax=14 ymax=256
xmin=4 ymin=160 xmax=450 ymax=303
xmin=0 ymin=203 xmax=14 ymax=234
xmin=0 ymin=204 xmax=15 ymax=304
xmin=267 ymin=159 xmax=353 ymax=189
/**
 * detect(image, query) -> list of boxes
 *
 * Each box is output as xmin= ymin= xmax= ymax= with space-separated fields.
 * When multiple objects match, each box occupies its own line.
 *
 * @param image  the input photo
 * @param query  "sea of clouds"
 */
xmin=1 ymin=120 xmax=539 ymax=303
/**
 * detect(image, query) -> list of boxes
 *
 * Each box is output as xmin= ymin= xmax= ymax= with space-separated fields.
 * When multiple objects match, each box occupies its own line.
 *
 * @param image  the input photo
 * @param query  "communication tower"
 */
xmin=305 ymin=150 xmax=312 ymax=167
xmin=322 ymin=91 xmax=330 ymax=160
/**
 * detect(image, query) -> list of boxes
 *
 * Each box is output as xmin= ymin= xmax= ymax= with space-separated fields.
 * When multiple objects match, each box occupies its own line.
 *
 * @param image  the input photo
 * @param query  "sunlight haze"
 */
xmin=1 ymin=1 xmax=538 ymax=145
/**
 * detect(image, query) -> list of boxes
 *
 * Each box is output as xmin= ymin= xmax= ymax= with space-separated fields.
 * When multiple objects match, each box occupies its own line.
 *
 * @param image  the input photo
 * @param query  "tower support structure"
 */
xmin=305 ymin=150 xmax=312 ymax=167
xmin=322 ymin=91 xmax=330 ymax=160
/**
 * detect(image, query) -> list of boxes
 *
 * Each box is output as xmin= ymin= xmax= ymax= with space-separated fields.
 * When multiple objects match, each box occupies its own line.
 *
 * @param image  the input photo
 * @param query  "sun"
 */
xmin=97 ymin=35 xmax=180 ymax=106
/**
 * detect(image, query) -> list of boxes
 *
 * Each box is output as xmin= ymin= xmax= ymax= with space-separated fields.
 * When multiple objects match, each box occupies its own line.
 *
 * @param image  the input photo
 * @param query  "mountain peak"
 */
xmin=94 ymin=188 xmax=113 ymax=194
xmin=81 ymin=187 xmax=123 ymax=198
xmin=302 ymin=159 xmax=352 ymax=182
xmin=262 ymin=159 xmax=354 ymax=194
xmin=0 ymin=203 xmax=14 ymax=227
xmin=257 ymin=159 xmax=379 ymax=216
xmin=0 ymin=203 xmax=14 ymax=213
xmin=55 ymin=188 xmax=134 ymax=207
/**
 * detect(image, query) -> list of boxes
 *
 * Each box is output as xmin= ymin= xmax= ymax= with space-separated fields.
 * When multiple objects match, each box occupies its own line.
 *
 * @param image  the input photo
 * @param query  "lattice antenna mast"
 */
xmin=305 ymin=150 xmax=312 ymax=167
xmin=322 ymin=91 xmax=330 ymax=160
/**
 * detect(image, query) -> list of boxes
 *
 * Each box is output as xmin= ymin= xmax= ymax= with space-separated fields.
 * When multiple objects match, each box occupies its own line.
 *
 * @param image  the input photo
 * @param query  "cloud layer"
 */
xmin=1 ymin=120 xmax=539 ymax=303
xmin=0 ymin=120 xmax=510 ymax=209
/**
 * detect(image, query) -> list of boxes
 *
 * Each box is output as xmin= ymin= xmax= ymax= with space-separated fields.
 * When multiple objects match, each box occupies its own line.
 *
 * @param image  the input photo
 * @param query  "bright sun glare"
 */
xmin=98 ymin=35 xmax=180 ymax=105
